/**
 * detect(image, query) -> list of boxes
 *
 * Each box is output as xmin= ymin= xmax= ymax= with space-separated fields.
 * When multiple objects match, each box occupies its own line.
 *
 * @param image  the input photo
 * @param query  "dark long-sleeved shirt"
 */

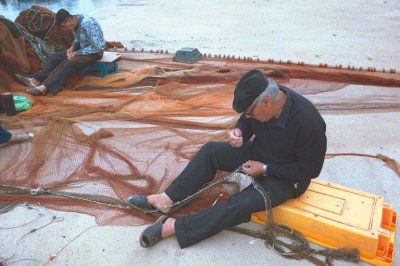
xmin=235 ymin=85 xmax=327 ymax=186
xmin=73 ymin=14 xmax=105 ymax=56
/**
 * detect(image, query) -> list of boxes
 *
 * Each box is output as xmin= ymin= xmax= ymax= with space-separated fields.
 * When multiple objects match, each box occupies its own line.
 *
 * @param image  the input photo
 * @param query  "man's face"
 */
xmin=243 ymin=97 xmax=275 ymax=123
xmin=59 ymin=18 xmax=74 ymax=31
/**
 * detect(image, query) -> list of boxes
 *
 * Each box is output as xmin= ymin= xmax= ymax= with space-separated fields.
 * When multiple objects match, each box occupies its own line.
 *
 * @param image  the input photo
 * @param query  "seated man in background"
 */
xmin=128 ymin=69 xmax=327 ymax=249
xmin=24 ymin=8 xmax=105 ymax=96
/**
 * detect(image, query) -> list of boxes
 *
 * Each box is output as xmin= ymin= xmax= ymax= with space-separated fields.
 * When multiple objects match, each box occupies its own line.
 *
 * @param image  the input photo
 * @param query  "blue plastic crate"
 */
xmin=80 ymin=60 xmax=118 ymax=77
xmin=79 ymin=52 xmax=121 ymax=77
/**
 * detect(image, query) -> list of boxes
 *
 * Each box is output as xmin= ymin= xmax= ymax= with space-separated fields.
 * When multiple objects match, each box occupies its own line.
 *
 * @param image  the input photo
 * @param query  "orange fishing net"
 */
xmin=0 ymin=8 xmax=400 ymax=227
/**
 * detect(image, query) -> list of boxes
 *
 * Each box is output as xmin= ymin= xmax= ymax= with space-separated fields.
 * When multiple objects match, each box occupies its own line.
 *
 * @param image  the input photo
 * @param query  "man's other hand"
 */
xmin=67 ymin=46 xmax=75 ymax=55
xmin=68 ymin=51 xmax=77 ymax=59
xmin=228 ymin=128 xmax=243 ymax=147
xmin=242 ymin=160 xmax=263 ymax=177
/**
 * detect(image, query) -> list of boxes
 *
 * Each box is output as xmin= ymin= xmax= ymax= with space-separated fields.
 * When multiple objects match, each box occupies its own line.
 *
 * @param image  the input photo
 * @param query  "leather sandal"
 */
xmin=127 ymin=195 xmax=158 ymax=214
xmin=139 ymin=215 xmax=168 ymax=248
xmin=15 ymin=74 xmax=38 ymax=87
xmin=26 ymin=87 xmax=47 ymax=96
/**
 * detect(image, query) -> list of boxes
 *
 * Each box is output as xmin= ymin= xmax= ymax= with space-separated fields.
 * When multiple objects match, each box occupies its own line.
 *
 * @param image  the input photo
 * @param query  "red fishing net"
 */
xmin=0 ymin=7 xmax=399 ymax=227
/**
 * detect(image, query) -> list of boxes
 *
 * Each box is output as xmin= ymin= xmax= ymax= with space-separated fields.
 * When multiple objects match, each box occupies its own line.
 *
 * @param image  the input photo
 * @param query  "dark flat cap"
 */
xmin=55 ymin=9 xmax=71 ymax=28
xmin=232 ymin=69 xmax=269 ymax=113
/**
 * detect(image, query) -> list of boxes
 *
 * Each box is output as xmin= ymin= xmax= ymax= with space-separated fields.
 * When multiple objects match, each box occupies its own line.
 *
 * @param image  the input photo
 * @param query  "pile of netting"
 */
xmin=1 ymin=58 xmax=399 ymax=264
xmin=0 ymin=6 xmax=120 ymax=92
xmin=0 ymin=6 xmax=72 ymax=92
xmin=1 ymin=6 xmax=400 ymax=266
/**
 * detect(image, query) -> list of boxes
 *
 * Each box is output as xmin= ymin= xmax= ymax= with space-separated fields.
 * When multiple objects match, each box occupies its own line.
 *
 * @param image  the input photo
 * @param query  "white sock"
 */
xmin=36 ymin=85 xmax=47 ymax=92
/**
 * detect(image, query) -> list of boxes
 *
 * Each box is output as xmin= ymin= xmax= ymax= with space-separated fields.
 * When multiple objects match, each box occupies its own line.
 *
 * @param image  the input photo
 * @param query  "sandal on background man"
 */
xmin=15 ymin=74 xmax=48 ymax=96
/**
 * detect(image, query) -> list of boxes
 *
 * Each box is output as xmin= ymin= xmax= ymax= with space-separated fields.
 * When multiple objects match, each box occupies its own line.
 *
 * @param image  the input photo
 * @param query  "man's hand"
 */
xmin=242 ymin=160 xmax=263 ymax=177
xmin=67 ymin=46 xmax=75 ymax=55
xmin=67 ymin=51 xmax=77 ymax=59
xmin=228 ymin=128 xmax=243 ymax=147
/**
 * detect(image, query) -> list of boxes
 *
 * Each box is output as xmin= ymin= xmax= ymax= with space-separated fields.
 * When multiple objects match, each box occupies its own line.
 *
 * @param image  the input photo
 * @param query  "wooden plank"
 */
xmin=100 ymin=51 xmax=121 ymax=63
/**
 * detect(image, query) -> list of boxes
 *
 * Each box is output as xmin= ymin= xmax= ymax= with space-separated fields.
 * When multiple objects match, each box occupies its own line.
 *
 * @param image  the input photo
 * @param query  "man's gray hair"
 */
xmin=255 ymin=78 xmax=280 ymax=103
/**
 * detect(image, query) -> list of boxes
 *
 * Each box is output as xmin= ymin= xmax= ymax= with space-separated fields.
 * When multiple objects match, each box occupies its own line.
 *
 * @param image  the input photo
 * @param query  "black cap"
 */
xmin=232 ymin=69 xmax=269 ymax=113
xmin=55 ymin=9 xmax=71 ymax=28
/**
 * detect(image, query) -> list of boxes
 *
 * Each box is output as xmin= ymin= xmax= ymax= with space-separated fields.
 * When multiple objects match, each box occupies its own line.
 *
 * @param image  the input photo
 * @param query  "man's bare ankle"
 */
xmin=148 ymin=193 xmax=173 ymax=213
xmin=31 ymin=78 xmax=40 ymax=87
xmin=161 ymin=193 xmax=173 ymax=204
xmin=161 ymin=218 xmax=176 ymax=238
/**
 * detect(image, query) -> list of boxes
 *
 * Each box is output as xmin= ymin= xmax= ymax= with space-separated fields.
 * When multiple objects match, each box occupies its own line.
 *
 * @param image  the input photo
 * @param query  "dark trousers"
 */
xmin=32 ymin=51 xmax=102 ymax=94
xmin=165 ymin=141 xmax=298 ymax=248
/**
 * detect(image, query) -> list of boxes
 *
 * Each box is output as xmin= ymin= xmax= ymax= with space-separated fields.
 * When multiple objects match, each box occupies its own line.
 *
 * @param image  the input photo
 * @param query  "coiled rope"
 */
xmin=14 ymin=8 xmax=64 ymax=62
xmin=227 ymin=168 xmax=359 ymax=266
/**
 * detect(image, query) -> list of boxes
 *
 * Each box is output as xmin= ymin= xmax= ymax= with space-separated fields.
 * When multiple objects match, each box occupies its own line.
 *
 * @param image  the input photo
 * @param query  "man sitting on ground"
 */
xmin=24 ymin=8 xmax=105 ymax=96
xmin=127 ymin=69 xmax=327 ymax=248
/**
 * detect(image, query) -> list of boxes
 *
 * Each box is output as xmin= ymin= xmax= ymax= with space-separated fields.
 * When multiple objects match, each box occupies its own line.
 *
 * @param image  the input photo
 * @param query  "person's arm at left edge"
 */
xmin=75 ymin=17 xmax=105 ymax=56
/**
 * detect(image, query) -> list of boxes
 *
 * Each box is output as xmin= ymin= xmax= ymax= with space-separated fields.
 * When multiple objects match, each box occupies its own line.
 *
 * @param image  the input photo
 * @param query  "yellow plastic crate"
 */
xmin=252 ymin=179 xmax=397 ymax=266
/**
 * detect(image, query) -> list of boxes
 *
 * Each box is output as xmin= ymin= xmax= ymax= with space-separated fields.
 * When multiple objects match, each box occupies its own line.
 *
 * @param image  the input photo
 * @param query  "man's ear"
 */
xmin=261 ymin=96 xmax=270 ymax=105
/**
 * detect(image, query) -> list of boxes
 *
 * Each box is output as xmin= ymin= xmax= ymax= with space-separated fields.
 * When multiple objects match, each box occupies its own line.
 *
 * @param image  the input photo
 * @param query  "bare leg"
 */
xmin=161 ymin=218 xmax=176 ymax=238
xmin=29 ymin=78 xmax=40 ymax=87
xmin=148 ymin=192 xmax=174 ymax=213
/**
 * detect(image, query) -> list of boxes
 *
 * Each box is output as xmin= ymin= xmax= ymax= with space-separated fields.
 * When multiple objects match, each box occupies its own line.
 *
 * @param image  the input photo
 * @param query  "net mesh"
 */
xmin=1 ymin=8 xmax=400 ymax=230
